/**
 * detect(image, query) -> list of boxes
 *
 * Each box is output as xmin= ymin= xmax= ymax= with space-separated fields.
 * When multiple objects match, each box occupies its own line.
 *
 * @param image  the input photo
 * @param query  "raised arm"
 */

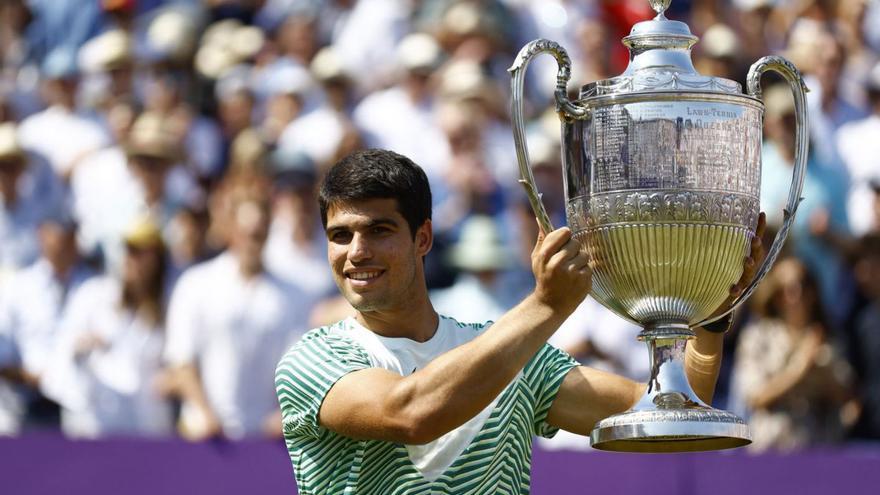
xmin=316 ymin=226 xmax=591 ymax=444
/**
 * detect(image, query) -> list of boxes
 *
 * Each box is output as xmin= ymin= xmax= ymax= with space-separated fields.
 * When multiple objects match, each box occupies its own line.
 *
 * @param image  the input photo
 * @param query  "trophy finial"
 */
xmin=649 ymin=0 xmax=671 ymax=19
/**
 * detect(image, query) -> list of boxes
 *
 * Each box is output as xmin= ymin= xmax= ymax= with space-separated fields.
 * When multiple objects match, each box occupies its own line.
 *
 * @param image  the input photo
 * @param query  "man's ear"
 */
xmin=415 ymin=219 xmax=433 ymax=256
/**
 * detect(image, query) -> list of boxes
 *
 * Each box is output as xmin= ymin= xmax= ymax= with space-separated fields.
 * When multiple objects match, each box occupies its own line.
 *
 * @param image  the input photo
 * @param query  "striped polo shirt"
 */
xmin=275 ymin=315 xmax=578 ymax=494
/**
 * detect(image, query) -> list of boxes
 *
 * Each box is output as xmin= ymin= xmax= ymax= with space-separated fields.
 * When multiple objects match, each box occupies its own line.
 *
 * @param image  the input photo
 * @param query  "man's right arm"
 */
xmin=316 ymin=227 xmax=591 ymax=445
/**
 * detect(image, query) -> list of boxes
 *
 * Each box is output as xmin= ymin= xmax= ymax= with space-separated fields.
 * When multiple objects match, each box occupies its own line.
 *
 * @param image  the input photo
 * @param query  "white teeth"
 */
xmin=349 ymin=271 xmax=379 ymax=280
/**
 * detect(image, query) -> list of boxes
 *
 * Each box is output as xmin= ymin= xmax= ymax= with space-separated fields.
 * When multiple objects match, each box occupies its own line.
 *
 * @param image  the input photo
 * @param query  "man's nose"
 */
xmin=348 ymin=232 xmax=372 ymax=262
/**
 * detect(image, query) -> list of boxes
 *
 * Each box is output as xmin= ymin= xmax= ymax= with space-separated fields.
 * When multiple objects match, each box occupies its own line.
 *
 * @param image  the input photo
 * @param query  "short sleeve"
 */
xmin=524 ymin=343 xmax=579 ymax=438
xmin=275 ymin=328 xmax=372 ymax=439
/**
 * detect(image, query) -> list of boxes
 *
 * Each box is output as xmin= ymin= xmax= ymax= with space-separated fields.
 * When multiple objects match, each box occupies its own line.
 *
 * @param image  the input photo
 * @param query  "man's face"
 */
xmin=325 ymin=198 xmax=431 ymax=313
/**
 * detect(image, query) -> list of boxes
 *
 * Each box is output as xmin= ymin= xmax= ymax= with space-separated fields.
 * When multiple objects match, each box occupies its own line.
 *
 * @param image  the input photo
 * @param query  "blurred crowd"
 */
xmin=0 ymin=0 xmax=878 ymax=453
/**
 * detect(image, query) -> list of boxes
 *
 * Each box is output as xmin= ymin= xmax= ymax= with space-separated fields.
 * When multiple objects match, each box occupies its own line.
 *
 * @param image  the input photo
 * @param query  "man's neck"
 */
xmin=356 ymin=298 xmax=439 ymax=343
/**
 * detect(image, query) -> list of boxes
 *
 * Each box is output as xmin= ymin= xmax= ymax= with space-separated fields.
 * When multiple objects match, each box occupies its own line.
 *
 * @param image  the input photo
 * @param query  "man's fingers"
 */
xmin=536 ymin=227 xmax=573 ymax=260
xmin=755 ymin=211 xmax=767 ymax=239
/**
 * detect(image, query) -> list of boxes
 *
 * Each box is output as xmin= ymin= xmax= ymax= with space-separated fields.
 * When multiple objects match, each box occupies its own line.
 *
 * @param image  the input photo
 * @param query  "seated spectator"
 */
xmin=0 ymin=207 xmax=95 ymax=434
xmin=163 ymin=176 xmax=312 ymax=440
xmin=40 ymin=216 xmax=174 ymax=438
xmin=731 ymin=258 xmax=857 ymax=452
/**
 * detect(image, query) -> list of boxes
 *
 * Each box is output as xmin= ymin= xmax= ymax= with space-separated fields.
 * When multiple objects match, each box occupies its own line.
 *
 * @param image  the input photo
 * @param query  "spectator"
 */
xmin=431 ymin=215 xmax=520 ymax=322
xmin=40 ymin=216 xmax=174 ymax=438
xmin=163 ymin=176 xmax=312 ymax=440
xmin=264 ymin=150 xmax=335 ymax=298
xmin=353 ymin=32 xmax=449 ymax=178
xmin=71 ymin=111 xmax=198 ymax=274
xmin=760 ymin=84 xmax=853 ymax=326
xmin=849 ymin=234 xmax=880 ymax=440
xmin=0 ymin=207 xmax=95 ymax=435
xmin=731 ymin=258 xmax=857 ymax=452
xmin=0 ymin=123 xmax=66 ymax=280
xmin=836 ymin=62 xmax=880 ymax=237
xmin=17 ymin=48 xmax=109 ymax=180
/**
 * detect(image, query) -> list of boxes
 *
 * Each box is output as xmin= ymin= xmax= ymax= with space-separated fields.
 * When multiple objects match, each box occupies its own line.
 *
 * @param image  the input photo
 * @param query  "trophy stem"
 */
xmin=589 ymin=322 xmax=751 ymax=453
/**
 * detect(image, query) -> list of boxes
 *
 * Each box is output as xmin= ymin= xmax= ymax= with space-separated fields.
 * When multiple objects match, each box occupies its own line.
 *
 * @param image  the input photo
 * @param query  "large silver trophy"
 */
xmin=510 ymin=0 xmax=807 ymax=452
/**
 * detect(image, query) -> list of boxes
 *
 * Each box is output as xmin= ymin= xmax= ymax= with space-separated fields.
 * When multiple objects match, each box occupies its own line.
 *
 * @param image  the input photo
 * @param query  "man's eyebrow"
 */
xmin=326 ymin=217 xmax=400 ymax=233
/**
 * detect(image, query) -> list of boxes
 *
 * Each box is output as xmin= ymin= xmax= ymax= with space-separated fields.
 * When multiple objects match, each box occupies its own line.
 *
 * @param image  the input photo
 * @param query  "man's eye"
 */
xmin=331 ymin=232 xmax=352 ymax=243
xmin=372 ymin=226 xmax=390 ymax=235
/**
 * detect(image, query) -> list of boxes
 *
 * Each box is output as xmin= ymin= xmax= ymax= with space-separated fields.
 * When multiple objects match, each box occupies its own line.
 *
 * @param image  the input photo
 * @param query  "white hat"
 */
xmin=0 ymin=123 xmax=26 ymax=163
xmin=146 ymin=8 xmax=199 ymax=63
xmin=310 ymin=46 xmax=349 ymax=82
xmin=701 ymin=24 xmax=739 ymax=59
xmin=264 ymin=63 xmax=314 ymax=97
xmin=79 ymin=29 xmax=132 ymax=73
xmin=397 ymin=33 xmax=444 ymax=73
xmin=448 ymin=216 xmax=514 ymax=272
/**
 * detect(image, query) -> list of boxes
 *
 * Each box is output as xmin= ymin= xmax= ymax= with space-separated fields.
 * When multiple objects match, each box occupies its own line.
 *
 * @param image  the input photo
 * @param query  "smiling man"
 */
xmin=275 ymin=149 xmax=760 ymax=494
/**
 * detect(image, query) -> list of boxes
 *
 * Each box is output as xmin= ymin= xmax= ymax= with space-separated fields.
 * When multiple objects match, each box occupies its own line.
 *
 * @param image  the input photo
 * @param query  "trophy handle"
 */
xmin=509 ymin=39 xmax=588 ymax=234
xmin=698 ymin=56 xmax=809 ymax=327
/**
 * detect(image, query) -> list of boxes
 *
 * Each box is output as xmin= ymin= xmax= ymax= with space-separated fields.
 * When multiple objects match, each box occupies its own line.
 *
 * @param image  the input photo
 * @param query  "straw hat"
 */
xmin=0 ymin=123 xmax=26 ymax=163
xmin=195 ymin=19 xmax=265 ymax=79
xmin=310 ymin=46 xmax=350 ymax=83
xmin=125 ymin=112 xmax=181 ymax=162
xmin=145 ymin=8 xmax=200 ymax=63
xmin=123 ymin=215 xmax=164 ymax=249
xmin=397 ymin=33 xmax=444 ymax=74
xmin=447 ymin=216 xmax=514 ymax=272
xmin=701 ymin=24 xmax=739 ymax=60
xmin=79 ymin=29 xmax=132 ymax=73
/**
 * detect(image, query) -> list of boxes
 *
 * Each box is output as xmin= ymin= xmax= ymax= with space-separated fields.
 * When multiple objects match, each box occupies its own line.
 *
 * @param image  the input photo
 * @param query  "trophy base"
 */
xmin=589 ymin=323 xmax=751 ymax=453
xmin=590 ymin=407 xmax=751 ymax=453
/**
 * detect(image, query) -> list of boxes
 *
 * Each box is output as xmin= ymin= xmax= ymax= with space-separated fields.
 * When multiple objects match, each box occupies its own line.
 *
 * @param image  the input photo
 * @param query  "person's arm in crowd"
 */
xmin=160 ymin=363 xmax=224 ymax=440
xmin=547 ymin=213 xmax=767 ymax=434
xmin=161 ymin=273 xmax=222 ymax=440
xmin=318 ymin=226 xmax=591 ymax=445
xmin=746 ymin=326 xmax=823 ymax=410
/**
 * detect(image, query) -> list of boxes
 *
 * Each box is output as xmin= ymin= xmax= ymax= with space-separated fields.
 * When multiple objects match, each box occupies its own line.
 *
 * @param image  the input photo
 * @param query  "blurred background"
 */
xmin=0 ymin=0 xmax=879 ymax=492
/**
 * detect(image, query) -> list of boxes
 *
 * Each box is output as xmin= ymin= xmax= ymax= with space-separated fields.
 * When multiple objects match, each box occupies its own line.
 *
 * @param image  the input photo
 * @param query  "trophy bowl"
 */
xmin=510 ymin=0 xmax=808 ymax=452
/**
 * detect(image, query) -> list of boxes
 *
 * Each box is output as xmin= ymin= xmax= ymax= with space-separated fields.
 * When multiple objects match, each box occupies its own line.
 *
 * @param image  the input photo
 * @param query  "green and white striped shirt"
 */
xmin=275 ymin=316 xmax=578 ymax=494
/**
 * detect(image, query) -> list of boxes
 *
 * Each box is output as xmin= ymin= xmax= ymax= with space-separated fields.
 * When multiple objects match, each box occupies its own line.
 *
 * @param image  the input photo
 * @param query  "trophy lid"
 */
xmin=579 ymin=0 xmax=741 ymax=98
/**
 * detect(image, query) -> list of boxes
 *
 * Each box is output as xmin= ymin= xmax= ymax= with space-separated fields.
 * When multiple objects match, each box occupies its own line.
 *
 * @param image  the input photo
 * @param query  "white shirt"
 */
xmin=40 ymin=276 xmax=173 ymax=438
xmin=0 ymin=259 xmax=94 ymax=377
xmin=18 ymin=106 xmax=109 ymax=175
xmin=431 ymin=274 xmax=515 ymax=324
xmin=0 ymin=157 xmax=66 ymax=280
xmin=263 ymin=218 xmax=335 ymax=299
xmin=353 ymin=86 xmax=450 ymax=177
xmin=836 ymin=114 xmax=880 ymax=236
xmin=164 ymin=252 xmax=312 ymax=439
xmin=338 ymin=315 xmax=514 ymax=481
xmin=278 ymin=106 xmax=347 ymax=166
xmin=331 ymin=0 xmax=409 ymax=93
xmin=550 ymin=296 xmax=647 ymax=380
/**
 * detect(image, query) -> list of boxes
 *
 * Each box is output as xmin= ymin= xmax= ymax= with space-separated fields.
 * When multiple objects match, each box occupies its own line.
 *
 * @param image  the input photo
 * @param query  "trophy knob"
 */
xmin=649 ymin=0 xmax=671 ymax=19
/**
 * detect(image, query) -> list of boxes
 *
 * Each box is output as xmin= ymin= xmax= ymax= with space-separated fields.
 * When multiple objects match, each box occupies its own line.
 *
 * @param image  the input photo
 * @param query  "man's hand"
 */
xmin=531 ymin=226 xmax=592 ymax=314
xmin=710 ymin=212 xmax=768 ymax=319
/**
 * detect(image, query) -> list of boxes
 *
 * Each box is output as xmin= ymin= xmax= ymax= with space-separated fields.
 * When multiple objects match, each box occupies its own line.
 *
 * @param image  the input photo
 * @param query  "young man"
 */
xmin=276 ymin=149 xmax=762 ymax=493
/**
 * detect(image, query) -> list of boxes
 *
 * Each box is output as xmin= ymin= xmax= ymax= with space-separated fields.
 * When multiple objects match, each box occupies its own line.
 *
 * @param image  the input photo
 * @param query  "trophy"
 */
xmin=510 ymin=0 xmax=807 ymax=452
